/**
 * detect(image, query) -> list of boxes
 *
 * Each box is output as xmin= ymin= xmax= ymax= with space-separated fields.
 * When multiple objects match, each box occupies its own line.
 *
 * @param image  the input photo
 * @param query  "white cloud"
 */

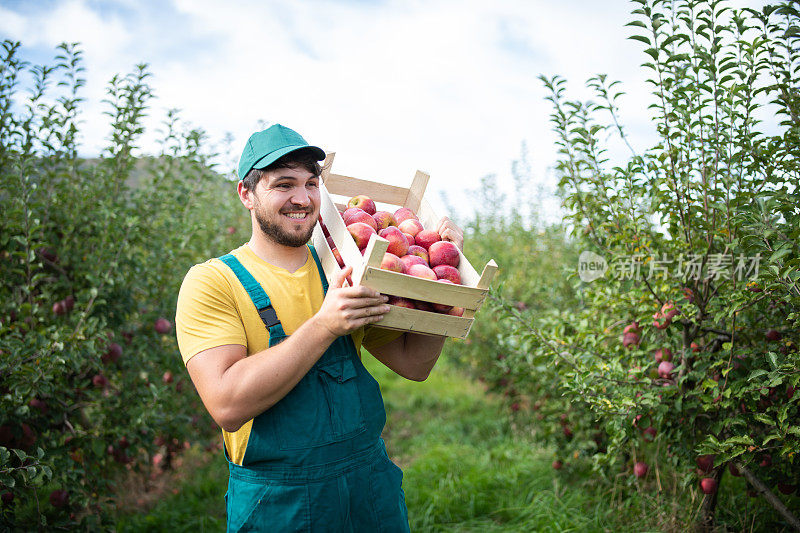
xmin=10 ymin=0 xmax=761 ymax=218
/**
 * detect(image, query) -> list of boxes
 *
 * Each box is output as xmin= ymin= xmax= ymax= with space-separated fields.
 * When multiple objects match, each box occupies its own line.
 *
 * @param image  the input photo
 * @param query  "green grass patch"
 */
xmin=113 ymin=353 xmax=794 ymax=531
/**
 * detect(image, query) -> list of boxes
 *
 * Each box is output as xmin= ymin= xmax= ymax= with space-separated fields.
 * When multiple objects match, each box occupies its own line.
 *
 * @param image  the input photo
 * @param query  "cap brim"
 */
xmin=253 ymin=145 xmax=326 ymax=171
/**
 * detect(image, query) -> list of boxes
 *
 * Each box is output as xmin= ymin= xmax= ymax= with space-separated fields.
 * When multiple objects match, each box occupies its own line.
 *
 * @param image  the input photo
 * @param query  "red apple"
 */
xmin=696 ymin=454 xmax=715 ymax=473
xmin=394 ymin=207 xmax=418 ymax=224
xmin=622 ymin=332 xmax=640 ymax=349
xmin=378 ymin=226 xmax=409 ymax=257
xmin=415 ymin=229 xmax=441 ymax=250
xmin=448 ymin=307 xmax=465 ymax=317
xmin=0 ymin=425 xmax=13 ymax=448
xmin=633 ymin=461 xmax=649 ymax=478
xmin=388 ymin=296 xmax=415 ymax=309
xmin=372 ymin=211 xmax=396 ymax=230
xmin=100 ymin=347 xmax=122 ymax=371
xmin=623 ymin=322 xmax=641 ymax=335
xmin=759 ymin=454 xmax=772 ymax=468
xmin=163 ymin=371 xmax=174 ymax=384
xmin=765 ymin=329 xmax=781 ymax=341
xmin=658 ymin=361 xmax=675 ymax=379
xmin=433 ymin=264 xmax=461 ymax=284
xmin=64 ymin=295 xmax=75 ymax=311
xmin=654 ymin=348 xmax=672 ymax=364
xmin=397 ymin=218 xmax=424 ymax=237
xmin=407 ymin=264 xmax=437 ymax=280
xmin=403 ymin=233 xmax=415 ymax=246
xmin=347 ymin=195 xmax=376 ymax=215
xmin=49 ymin=489 xmax=69 ymax=508
xmin=407 ymin=245 xmax=429 ymax=264
xmin=347 ymin=222 xmax=376 ymax=249
xmin=152 ymin=452 xmax=165 ymax=468
xmin=226 ymin=226 xmax=236 ymax=235
xmin=777 ymin=482 xmax=797 ymax=495
xmin=92 ymin=373 xmax=108 ymax=388
xmin=399 ymin=254 xmax=427 ymax=273
xmin=380 ymin=253 xmax=403 ymax=273
xmin=728 ymin=462 xmax=741 ymax=477
xmin=429 ymin=241 xmax=460 ymax=268
xmin=154 ymin=318 xmax=172 ymax=334
xmin=345 ymin=209 xmax=377 ymax=230
xmin=19 ymin=423 xmax=36 ymax=450
xmin=552 ymin=460 xmax=563 ymax=470
xmin=661 ymin=302 xmax=679 ymax=321
xmin=29 ymin=398 xmax=48 ymax=415
xmin=53 ymin=301 xmax=66 ymax=315
xmin=342 ymin=207 xmax=363 ymax=223
xmin=652 ymin=311 xmax=671 ymax=329
xmin=642 ymin=426 xmax=656 ymax=441
xmin=700 ymin=478 xmax=717 ymax=495
xmin=690 ymin=342 xmax=701 ymax=352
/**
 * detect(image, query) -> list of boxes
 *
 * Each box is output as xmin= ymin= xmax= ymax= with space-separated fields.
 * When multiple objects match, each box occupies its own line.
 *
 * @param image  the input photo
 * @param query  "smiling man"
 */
xmin=175 ymin=124 xmax=463 ymax=532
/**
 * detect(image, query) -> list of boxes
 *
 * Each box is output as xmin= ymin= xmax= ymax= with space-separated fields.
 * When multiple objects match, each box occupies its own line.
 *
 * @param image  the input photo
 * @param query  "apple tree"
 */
xmin=0 ymin=41 xmax=246 ymax=529
xmin=497 ymin=0 xmax=800 ymax=529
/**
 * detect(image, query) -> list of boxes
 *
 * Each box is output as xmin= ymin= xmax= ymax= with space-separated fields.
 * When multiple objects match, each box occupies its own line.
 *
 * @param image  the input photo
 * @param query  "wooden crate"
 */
xmin=311 ymin=153 xmax=497 ymax=339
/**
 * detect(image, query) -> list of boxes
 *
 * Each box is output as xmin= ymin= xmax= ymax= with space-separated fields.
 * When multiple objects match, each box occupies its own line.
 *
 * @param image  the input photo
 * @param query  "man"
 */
xmin=175 ymin=124 xmax=463 ymax=532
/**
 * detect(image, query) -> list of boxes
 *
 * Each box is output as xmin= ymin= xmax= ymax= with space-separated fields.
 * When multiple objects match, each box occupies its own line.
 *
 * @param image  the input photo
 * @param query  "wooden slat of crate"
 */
xmin=359 ymin=267 xmax=487 ymax=309
xmin=373 ymin=306 xmax=473 ymax=338
xmin=318 ymin=181 xmax=363 ymax=269
xmin=324 ymin=173 xmax=410 ymax=206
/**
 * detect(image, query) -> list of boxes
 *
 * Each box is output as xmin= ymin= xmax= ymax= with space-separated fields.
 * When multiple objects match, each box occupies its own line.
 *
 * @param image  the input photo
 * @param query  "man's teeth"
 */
xmin=285 ymin=213 xmax=307 ymax=219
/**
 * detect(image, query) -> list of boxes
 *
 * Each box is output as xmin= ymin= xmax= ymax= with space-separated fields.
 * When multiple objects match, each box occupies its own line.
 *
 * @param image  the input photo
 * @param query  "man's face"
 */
xmin=250 ymin=166 xmax=320 ymax=248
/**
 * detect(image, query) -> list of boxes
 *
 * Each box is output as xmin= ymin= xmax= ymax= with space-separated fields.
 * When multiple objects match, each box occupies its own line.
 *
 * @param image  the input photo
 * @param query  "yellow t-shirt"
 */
xmin=175 ymin=244 xmax=401 ymax=465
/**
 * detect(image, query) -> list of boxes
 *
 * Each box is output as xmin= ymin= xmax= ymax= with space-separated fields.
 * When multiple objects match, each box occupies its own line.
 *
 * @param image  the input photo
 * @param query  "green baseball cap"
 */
xmin=238 ymin=124 xmax=325 ymax=180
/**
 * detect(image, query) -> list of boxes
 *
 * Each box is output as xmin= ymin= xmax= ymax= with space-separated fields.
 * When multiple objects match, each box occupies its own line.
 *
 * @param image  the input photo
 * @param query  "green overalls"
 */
xmin=219 ymin=246 xmax=410 ymax=533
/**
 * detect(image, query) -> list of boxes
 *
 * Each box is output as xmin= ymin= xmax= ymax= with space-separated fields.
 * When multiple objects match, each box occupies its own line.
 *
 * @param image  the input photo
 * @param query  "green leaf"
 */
xmin=767 ymin=352 xmax=778 ymax=370
xmin=629 ymin=35 xmax=651 ymax=45
xmin=754 ymin=413 xmax=774 ymax=426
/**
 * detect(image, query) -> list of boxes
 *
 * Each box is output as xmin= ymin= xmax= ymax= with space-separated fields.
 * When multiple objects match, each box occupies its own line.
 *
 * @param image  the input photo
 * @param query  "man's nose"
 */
xmin=290 ymin=187 xmax=311 ymax=207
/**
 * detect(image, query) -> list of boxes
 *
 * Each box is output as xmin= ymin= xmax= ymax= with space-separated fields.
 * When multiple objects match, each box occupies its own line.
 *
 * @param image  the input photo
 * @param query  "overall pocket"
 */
xmin=227 ymin=475 xmax=310 ymax=533
xmin=274 ymin=357 xmax=366 ymax=451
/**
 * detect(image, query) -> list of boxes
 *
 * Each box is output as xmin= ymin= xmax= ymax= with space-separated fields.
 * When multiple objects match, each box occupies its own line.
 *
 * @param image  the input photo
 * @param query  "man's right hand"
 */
xmin=313 ymin=266 xmax=391 ymax=339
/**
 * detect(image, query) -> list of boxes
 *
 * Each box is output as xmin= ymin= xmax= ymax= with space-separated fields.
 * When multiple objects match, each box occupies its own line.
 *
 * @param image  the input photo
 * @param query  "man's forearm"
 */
xmin=206 ymin=316 xmax=338 ymax=431
xmin=370 ymin=332 xmax=445 ymax=382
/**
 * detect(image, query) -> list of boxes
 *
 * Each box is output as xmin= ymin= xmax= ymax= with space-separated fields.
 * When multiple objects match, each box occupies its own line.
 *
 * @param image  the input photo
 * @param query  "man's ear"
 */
xmin=237 ymin=181 xmax=254 ymax=210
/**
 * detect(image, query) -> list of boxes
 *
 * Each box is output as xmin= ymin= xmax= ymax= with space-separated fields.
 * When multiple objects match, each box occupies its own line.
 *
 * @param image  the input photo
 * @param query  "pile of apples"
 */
xmin=321 ymin=194 xmax=464 ymax=316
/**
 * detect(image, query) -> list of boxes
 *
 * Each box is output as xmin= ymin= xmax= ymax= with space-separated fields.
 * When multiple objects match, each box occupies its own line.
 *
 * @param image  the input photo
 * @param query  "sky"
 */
xmin=0 ymin=0 xmax=767 ymax=220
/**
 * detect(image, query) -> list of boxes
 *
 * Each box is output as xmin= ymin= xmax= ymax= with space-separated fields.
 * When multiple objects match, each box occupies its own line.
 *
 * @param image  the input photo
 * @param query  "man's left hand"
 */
xmin=437 ymin=217 xmax=464 ymax=251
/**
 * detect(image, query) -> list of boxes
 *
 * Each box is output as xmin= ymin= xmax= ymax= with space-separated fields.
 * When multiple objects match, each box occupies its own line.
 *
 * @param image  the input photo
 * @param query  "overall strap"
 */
xmin=307 ymin=245 xmax=361 ymax=357
xmin=307 ymin=244 xmax=329 ymax=294
xmin=218 ymin=254 xmax=285 ymax=341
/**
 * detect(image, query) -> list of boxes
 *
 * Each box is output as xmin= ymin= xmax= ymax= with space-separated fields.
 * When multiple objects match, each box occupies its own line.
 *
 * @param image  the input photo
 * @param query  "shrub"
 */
xmin=0 ymin=41 xmax=246 ymax=529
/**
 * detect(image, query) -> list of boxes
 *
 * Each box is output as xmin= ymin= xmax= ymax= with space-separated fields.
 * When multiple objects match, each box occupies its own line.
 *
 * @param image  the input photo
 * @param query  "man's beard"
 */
xmin=254 ymin=205 xmax=317 ymax=248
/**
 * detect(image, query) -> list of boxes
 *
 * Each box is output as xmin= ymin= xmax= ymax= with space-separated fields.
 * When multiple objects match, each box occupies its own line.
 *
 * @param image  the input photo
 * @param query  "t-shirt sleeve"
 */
xmin=362 ymin=325 xmax=404 ymax=353
xmin=175 ymin=262 xmax=246 ymax=365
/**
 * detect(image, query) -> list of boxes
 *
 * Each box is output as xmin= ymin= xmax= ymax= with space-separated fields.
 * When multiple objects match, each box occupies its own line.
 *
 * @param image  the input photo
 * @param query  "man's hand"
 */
xmin=314 ymin=266 xmax=391 ymax=340
xmin=437 ymin=217 xmax=464 ymax=251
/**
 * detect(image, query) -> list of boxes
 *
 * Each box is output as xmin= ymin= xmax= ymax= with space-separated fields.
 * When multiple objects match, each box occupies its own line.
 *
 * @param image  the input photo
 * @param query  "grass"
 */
xmin=114 ymin=353 xmax=796 ymax=532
